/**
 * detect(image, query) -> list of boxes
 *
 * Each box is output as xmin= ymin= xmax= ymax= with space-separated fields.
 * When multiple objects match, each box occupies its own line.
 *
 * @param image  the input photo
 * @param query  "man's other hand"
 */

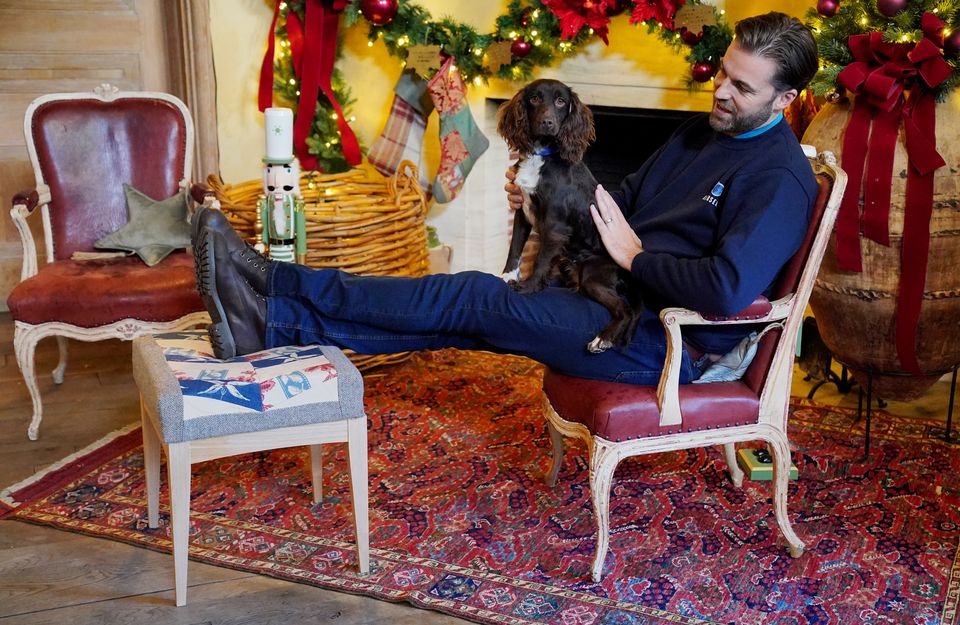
xmin=591 ymin=184 xmax=644 ymax=271
xmin=504 ymin=167 xmax=523 ymax=212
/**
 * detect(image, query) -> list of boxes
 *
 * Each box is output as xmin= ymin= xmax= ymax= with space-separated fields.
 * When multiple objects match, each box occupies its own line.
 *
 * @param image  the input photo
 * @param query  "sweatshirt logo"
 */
xmin=703 ymin=181 xmax=724 ymax=206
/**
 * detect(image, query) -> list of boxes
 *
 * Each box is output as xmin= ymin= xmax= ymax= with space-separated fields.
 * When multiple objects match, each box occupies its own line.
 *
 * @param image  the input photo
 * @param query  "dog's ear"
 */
xmin=497 ymin=88 xmax=532 ymax=154
xmin=556 ymin=88 xmax=595 ymax=162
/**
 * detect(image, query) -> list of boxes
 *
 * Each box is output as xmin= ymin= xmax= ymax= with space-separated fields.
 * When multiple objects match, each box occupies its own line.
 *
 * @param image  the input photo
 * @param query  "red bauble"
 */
xmin=680 ymin=27 xmax=703 ymax=46
xmin=817 ymin=0 xmax=840 ymax=17
xmin=691 ymin=62 xmax=715 ymax=83
xmin=605 ymin=0 xmax=632 ymax=16
xmin=511 ymin=38 xmax=533 ymax=58
xmin=360 ymin=0 xmax=398 ymax=26
xmin=876 ymin=0 xmax=907 ymax=18
xmin=945 ymin=28 xmax=960 ymax=58
xmin=519 ymin=7 xmax=532 ymax=27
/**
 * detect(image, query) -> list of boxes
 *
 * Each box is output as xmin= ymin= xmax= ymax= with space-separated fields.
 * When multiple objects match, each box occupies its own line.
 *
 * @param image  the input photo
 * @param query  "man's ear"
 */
xmin=774 ymin=88 xmax=799 ymax=113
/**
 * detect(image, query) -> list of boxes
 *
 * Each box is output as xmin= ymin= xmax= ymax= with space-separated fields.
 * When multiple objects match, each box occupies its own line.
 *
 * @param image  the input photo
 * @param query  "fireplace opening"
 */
xmin=488 ymin=99 xmax=699 ymax=187
xmin=584 ymin=104 xmax=699 ymax=188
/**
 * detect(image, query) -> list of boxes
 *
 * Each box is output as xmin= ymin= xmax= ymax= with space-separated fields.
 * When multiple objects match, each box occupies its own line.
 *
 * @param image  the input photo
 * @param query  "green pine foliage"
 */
xmin=805 ymin=0 xmax=960 ymax=101
xmin=273 ymin=1 xmax=362 ymax=172
xmin=651 ymin=2 xmax=732 ymax=89
xmin=270 ymin=0 xmax=736 ymax=169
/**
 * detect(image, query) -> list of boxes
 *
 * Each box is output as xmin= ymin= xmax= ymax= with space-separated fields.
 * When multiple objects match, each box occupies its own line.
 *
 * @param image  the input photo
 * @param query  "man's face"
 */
xmin=709 ymin=43 xmax=797 ymax=136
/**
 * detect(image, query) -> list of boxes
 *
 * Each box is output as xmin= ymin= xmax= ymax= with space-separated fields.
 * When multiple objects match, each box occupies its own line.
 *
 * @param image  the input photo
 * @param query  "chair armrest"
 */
xmin=10 ymin=185 xmax=51 ymax=281
xmin=190 ymin=182 xmax=220 ymax=208
xmin=655 ymin=294 xmax=795 ymax=427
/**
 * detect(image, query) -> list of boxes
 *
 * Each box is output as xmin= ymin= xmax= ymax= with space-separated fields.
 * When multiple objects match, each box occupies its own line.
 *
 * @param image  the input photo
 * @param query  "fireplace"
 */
xmin=584 ymin=104 xmax=698 ymax=188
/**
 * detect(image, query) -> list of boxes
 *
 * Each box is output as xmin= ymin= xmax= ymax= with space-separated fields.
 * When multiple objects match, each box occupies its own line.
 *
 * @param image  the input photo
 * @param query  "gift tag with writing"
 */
xmin=674 ymin=4 xmax=716 ymax=31
xmin=485 ymin=41 xmax=513 ymax=72
xmin=407 ymin=44 xmax=442 ymax=78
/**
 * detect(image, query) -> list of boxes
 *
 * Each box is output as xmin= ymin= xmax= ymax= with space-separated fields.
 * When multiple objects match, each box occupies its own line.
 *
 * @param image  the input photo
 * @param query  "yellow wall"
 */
xmin=209 ymin=0 xmax=815 ymax=183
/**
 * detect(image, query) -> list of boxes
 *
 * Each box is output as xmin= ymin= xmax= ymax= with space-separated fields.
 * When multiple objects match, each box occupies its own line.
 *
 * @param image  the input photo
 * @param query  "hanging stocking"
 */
xmin=368 ymin=69 xmax=434 ymax=187
xmin=426 ymin=57 xmax=489 ymax=203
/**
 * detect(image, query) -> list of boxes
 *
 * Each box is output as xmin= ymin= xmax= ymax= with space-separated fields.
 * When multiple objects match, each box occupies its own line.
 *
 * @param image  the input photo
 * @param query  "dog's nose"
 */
xmin=539 ymin=118 xmax=557 ymax=132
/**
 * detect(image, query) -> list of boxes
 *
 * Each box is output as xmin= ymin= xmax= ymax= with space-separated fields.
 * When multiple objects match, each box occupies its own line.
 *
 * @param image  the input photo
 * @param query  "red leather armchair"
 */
xmin=7 ymin=85 xmax=213 ymax=440
xmin=541 ymin=153 xmax=847 ymax=581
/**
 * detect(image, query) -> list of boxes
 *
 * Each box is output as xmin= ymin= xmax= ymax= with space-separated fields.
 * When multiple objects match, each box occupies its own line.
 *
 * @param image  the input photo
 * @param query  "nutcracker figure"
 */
xmin=258 ymin=107 xmax=305 ymax=263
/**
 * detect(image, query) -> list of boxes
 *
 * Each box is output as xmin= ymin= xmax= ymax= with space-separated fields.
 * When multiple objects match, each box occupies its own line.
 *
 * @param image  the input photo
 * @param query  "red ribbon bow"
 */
xmin=832 ymin=13 xmax=950 ymax=374
xmin=258 ymin=0 xmax=361 ymax=171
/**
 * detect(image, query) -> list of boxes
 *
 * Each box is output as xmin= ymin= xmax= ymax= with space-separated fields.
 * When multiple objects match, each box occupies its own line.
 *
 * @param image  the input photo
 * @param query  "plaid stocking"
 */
xmin=367 ymin=69 xmax=433 ymax=186
xmin=427 ymin=57 xmax=489 ymax=203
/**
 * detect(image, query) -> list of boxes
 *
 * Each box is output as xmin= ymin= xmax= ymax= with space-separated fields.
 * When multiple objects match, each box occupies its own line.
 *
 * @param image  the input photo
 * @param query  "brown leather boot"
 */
xmin=192 ymin=206 xmax=272 ymax=296
xmin=193 ymin=224 xmax=267 ymax=359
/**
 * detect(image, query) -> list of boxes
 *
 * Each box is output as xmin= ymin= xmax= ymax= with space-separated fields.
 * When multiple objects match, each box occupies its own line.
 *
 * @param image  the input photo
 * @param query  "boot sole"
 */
xmin=194 ymin=228 xmax=238 ymax=360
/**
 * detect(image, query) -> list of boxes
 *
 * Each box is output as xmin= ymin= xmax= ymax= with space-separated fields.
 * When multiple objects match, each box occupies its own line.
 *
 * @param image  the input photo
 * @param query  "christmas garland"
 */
xmin=806 ymin=0 xmax=960 ymax=101
xmin=268 ymin=0 xmax=732 ymax=172
xmin=804 ymin=0 xmax=960 ymax=377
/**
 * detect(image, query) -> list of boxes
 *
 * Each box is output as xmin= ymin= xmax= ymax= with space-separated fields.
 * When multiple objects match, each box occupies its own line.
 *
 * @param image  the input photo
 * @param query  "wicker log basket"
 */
xmin=208 ymin=161 xmax=429 ymax=371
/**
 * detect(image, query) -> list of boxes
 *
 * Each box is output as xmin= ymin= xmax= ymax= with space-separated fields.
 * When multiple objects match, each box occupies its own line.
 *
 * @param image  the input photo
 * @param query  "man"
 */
xmin=194 ymin=11 xmax=819 ymax=386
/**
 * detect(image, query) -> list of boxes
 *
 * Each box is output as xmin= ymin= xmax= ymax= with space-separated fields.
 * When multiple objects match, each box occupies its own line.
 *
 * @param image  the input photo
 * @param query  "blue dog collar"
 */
xmin=533 ymin=146 xmax=555 ymax=156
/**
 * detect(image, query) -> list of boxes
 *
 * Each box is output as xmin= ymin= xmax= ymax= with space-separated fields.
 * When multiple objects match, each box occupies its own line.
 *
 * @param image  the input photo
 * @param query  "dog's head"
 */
xmin=497 ymin=79 xmax=595 ymax=162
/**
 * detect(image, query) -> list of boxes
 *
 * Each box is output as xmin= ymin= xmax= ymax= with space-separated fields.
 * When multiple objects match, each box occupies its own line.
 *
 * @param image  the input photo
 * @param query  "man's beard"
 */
xmin=709 ymin=95 xmax=777 ymax=135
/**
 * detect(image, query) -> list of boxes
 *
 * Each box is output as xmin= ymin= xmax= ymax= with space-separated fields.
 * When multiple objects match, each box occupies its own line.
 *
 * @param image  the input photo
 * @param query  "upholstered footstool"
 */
xmin=132 ymin=330 xmax=369 ymax=606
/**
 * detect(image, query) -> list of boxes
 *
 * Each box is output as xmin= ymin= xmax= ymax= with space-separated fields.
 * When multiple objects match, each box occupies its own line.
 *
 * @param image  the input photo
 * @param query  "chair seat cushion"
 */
xmin=7 ymin=252 xmax=203 ymax=327
xmin=542 ymin=370 xmax=760 ymax=442
xmin=132 ymin=331 xmax=365 ymax=444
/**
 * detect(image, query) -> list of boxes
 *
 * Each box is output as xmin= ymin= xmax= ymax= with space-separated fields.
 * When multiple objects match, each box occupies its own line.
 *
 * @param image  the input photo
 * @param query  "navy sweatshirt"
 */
xmin=609 ymin=114 xmax=818 ymax=354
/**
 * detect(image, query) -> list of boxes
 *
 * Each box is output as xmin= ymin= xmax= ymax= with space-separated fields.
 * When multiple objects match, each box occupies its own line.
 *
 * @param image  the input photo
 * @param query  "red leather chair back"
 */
xmin=30 ymin=98 xmax=188 ymax=260
xmin=742 ymin=173 xmax=832 ymax=394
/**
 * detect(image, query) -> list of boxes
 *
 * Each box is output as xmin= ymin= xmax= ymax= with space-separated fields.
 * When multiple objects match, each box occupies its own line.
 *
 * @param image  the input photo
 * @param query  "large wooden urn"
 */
xmin=801 ymin=93 xmax=960 ymax=401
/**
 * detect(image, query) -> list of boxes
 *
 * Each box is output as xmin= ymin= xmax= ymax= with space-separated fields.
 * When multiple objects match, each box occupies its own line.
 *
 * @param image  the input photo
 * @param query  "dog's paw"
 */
xmin=587 ymin=336 xmax=612 ymax=353
xmin=501 ymin=268 xmax=521 ymax=284
xmin=513 ymin=280 xmax=545 ymax=294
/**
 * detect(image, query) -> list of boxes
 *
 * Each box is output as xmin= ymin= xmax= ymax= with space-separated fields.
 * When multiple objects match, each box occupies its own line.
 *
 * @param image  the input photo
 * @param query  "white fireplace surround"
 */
xmin=428 ymin=45 xmax=714 ymax=276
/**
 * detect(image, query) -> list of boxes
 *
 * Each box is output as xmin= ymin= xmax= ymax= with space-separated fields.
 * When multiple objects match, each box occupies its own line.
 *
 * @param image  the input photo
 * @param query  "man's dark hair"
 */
xmin=734 ymin=12 xmax=819 ymax=93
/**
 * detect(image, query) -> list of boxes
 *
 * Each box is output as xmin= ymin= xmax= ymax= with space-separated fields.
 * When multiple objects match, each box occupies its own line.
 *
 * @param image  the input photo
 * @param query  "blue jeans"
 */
xmin=266 ymin=265 xmax=699 ymax=385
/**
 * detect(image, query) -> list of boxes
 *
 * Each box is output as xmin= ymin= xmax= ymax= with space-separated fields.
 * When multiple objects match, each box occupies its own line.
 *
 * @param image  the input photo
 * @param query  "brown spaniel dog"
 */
xmin=497 ymin=79 xmax=641 ymax=353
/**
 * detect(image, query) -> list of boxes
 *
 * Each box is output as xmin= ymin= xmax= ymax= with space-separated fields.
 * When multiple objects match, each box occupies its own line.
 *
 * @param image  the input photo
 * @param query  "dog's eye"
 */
xmin=555 ymin=97 xmax=566 ymax=107
xmin=529 ymin=95 xmax=542 ymax=105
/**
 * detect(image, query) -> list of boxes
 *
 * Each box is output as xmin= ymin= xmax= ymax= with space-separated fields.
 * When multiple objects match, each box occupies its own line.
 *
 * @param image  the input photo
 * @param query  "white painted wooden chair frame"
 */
xmin=542 ymin=153 xmax=847 ymax=582
xmin=140 ymin=399 xmax=370 ymax=607
xmin=10 ymin=85 xmax=211 ymax=440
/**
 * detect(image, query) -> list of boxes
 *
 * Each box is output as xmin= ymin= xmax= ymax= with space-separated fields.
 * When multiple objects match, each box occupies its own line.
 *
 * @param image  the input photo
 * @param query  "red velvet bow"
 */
xmin=832 ymin=13 xmax=950 ymax=375
xmin=258 ymin=0 xmax=361 ymax=171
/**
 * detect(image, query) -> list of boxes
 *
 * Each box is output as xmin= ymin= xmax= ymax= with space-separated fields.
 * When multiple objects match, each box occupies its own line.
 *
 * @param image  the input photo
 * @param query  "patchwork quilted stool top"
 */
xmin=132 ymin=331 xmax=365 ymax=444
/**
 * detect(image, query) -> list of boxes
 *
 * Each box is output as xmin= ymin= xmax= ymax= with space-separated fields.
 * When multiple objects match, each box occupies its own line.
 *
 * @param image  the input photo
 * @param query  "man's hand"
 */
xmin=591 ymin=184 xmax=643 ymax=271
xmin=504 ymin=166 xmax=523 ymax=212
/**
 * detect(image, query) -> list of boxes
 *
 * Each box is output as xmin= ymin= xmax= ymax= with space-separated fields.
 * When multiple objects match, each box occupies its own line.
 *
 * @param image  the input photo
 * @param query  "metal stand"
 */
xmin=852 ymin=364 xmax=959 ymax=459
xmin=806 ymin=359 xmax=857 ymax=399
xmin=945 ymin=368 xmax=959 ymax=443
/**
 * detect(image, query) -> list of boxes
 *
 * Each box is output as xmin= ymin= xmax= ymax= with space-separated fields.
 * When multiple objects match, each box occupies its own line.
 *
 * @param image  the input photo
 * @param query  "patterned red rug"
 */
xmin=2 ymin=350 xmax=959 ymax=625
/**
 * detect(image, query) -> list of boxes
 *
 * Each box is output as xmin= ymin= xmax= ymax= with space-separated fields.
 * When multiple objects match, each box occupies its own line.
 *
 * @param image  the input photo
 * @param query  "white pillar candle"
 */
xmin=264 ymin=107 xmax=294 ymax=162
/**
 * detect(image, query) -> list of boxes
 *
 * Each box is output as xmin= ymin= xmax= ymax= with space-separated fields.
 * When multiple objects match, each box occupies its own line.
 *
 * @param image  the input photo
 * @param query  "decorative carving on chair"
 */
xmin=540 ymin=152 xmax=848 ymax=581
xmin=7 ymin=86 xmax=214 ymax=440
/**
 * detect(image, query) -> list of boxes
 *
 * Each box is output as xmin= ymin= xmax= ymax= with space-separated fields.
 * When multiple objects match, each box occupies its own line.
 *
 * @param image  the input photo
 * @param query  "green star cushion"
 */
xmin=94 ymin=184 xmax=191 ymax=267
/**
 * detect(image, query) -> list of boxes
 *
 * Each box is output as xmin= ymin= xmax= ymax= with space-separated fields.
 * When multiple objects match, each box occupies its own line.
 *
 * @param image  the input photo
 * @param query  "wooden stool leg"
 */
xmin=346 ymin=418 xmax=369 ymax=574
xmin=166 ymin=443 xmax=191 ymax=607
xmin=140 ymin=400 xmax=161 ymax=528
xmin=309 ymin=444 xmax=323 ymax=504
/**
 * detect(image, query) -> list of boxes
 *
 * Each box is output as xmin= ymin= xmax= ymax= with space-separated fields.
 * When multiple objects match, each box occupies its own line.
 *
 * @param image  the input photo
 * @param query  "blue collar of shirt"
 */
xmin=733 ymin=112 xmax=783 ymax=140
